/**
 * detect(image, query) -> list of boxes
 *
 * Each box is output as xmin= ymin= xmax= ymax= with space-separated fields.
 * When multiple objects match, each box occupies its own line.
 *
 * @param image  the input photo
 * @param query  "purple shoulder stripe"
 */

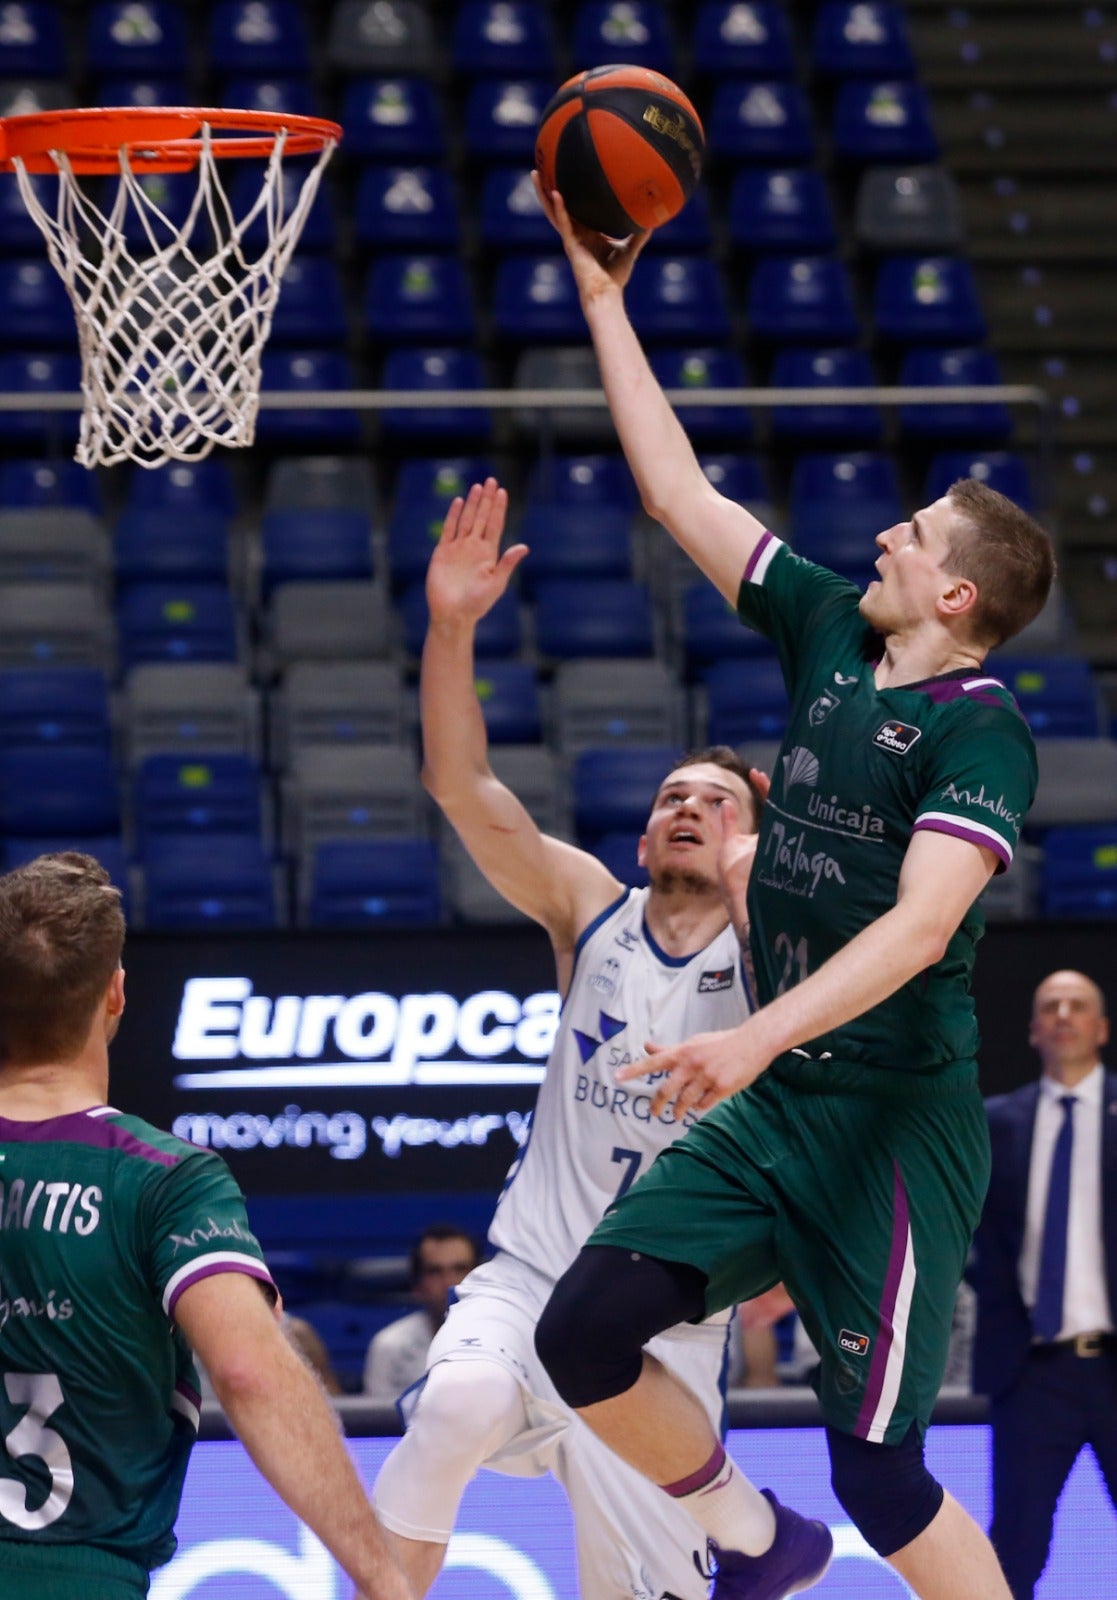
xmin=742 ymin=530 xmax=777 ymax=584
xmin=0 ymin=1109 xmax=178 ymax=1168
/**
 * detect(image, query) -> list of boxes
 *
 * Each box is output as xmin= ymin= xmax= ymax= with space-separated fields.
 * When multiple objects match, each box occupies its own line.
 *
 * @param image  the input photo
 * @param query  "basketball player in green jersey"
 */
xmin=531 ymin=180 xmax=1056 ymax=1600
xmin=0 ymin=853 xmax=412 ymax=1600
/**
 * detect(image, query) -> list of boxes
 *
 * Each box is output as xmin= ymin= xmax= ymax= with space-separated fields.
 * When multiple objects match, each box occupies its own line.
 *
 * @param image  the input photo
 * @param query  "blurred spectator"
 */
xmin=286 ymin=1312 xmax=343 ymax=1396
xmin=363 ymin=1224 xmax=481 ymax=1402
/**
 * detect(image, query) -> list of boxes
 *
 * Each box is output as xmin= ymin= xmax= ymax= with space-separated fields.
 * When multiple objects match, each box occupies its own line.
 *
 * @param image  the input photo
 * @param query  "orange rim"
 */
xmin=0 ymin=107 xmax=342 ymax=175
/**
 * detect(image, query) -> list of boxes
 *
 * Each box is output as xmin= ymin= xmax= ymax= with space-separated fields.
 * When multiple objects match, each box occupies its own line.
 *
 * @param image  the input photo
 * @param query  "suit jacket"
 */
xmin=971 ymin=1069 xmax=1117 ymax=1401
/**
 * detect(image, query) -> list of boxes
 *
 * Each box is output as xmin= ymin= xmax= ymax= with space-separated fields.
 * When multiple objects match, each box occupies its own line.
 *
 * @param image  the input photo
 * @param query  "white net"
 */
xmin=12 ymin=121 xmax=337 ymax=468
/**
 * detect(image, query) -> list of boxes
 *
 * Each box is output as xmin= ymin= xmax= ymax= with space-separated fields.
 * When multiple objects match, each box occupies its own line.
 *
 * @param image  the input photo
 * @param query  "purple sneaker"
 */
xmin=710 ymin=1490 xmax=833 ymax=1600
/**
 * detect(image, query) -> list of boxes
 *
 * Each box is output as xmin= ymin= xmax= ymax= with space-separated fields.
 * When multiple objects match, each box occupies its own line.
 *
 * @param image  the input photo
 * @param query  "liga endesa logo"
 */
xmin=171 ymin=978 xmax=560 ymax=1089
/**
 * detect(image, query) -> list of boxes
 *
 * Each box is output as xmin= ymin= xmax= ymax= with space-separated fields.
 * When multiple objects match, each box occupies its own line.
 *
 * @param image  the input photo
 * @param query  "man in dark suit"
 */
xmin=972 ymin=968 xmax=1117 ymax=1599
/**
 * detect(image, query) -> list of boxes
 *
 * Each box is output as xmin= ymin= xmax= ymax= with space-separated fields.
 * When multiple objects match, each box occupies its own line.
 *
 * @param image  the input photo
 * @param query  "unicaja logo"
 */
xmin=781 ymin=747 xmax=820 ymax=792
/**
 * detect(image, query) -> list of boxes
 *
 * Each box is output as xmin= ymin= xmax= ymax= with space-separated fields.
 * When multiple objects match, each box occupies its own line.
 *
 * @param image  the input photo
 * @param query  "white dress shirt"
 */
xmin=1019 ymin=1063 xmax=1113 ymax=1340
xmin=363 ymin=1309 xmax=435 ymax=1402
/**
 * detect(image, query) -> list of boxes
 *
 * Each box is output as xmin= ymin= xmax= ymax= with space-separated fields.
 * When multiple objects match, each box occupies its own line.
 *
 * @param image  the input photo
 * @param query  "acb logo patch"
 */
xmin=838 ymin=1328 xmax=870 ymax=1357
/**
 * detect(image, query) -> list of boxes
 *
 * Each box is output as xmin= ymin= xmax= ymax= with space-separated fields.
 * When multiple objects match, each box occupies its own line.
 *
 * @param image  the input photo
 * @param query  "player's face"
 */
xmin=859 ymin=495 xmax=963 ymax=634
xmin=640 ymin=762 xmax=756 ymax=889
xmin=1029 ymin=970 xmax=1109 ymax=1082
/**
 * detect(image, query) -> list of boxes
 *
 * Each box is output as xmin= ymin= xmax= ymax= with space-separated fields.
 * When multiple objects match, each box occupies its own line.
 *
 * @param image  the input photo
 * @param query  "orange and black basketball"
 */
xmin=535 ymin=65 xmax=705 ymax=238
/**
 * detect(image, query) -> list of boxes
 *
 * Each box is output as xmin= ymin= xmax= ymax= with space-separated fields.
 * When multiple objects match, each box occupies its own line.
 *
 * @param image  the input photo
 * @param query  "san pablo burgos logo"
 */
xmin=873 ymin=720 xmax=923 ymax=756
xmin=940 ymin=782 xmax=1022 ymax=829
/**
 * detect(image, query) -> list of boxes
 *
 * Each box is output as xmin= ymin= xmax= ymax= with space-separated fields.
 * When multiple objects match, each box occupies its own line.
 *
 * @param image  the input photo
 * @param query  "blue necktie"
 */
xmin=1033 ymin=1094 xmax=1076 ymax=1341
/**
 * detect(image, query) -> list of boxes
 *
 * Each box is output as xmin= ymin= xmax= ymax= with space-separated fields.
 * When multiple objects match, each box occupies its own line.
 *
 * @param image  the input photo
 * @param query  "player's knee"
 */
xmin=536 ymin=1245 xmax=707 ymax=1410
xmin=826 ymin=1423 xmax=944 ymax=1557
xmin=415 ymin=1359 xmax=526 ymax=1462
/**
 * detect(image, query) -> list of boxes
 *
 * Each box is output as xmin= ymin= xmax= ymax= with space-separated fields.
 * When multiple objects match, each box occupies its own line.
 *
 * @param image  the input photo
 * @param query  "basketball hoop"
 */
xmin=0 ymin=107 xmax=341 ymax=468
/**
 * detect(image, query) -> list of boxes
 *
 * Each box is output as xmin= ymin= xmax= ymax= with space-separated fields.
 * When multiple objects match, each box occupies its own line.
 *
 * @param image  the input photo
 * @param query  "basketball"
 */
xmin=535 ymin=65 xmax=705 ymax=239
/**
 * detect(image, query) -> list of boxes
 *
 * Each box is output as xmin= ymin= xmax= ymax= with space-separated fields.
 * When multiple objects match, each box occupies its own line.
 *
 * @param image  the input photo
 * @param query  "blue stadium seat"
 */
xmin=394 ymin=456 xmax=495 ymax=506
xmin=697 ymin=454 xmax=770 ymax=507
xmin=142 ymin=833 xmax=280 ymax=928
xmin=526 ymin=453 xmax=638 ymax=511
xmin=627 ymin=257 xmax=732 ymax=344
xmin=126 ymin=458 xmax=238 ymax=516
xmin=114 ymin=507 xmax=230 ymax=587
xmin=572 ymin=745 xmax=680 ymax=843
xmin=0 ymin=172 xmax=59 ymax=254
xmin=474 ymin=661 xmax=542 ymax=744
xmin=0 ymin=260 xmax=74 ymax=348
xmin=592 ymin=830 xmax=649 ymax=888
xmin=0 ymin=458 xmax=100 ymax=511
xmin=464 ymin=79 xmax=551 ymax=162
xmin=1 ymin=833 xmax=129 ymax=911
xmin=219 ymin=77 xmax=318 ymax=118
xmin=747 ymin=256 xmax=860 ymax=344
xmin=354 ymin=166 xmax=461 ymax=253
xmin=811 ymin=2 xmax=915 ymax=78
xmin=1040 ymin=828 xmax=1117 ymax=919
xmin=681 ymin=582 xmax=775 ymax=678
xmin=479 ymin=167 xmax=553 ymax=251
xmin=270 ymin=257 xmax=348 ymax=346
xmin=398 ymin=581 xmax=522 ymax=658
xmin=492 ymin=255 xmax=584 ymax=344
xmin=134 ymin=753 xmax=266 ymax=847
xmin=708 ymin=82 xmax=815 ymax=165
xmin=308 ymin=837 xmax=442 ymax=927
xmin=874 ymin=255 xmax=986 ymax=345
xmin=93 ymin=75 xmax=189 ymax=111
xmin=694 ymin=2 xmax=796 ymax=79
xmin=256 ymin=350 xmax=362 ymax=447
xmin=728 ymin=168 xmax=837 ymax=254
xmin=209 ymin=0 xmax=308 ymax=75
xmin=0 ymin=3 xmax=66 ymax=76
xmin=117 ymin=582 xmax=239 ymax=669
xmin=535 ymin=579 xmax=655 ymax=660
xmin=897 ymin=348 xmax=1013 ymax=445
xmin=261 ymin=508 xmax=374 ymax=597
xmin=833 ymin=81 xmax=939 ymax=165
xmin=988 ymin=657 xmax=1103 ymax=740
xmin=704 ymin=657 xmax=789 ymax=743
xmin=0 ymin=667 xmax=111 ymax=750
xmin=925 ymin=451 xmax=1034 ymax=510
xmin=342 ymin=80 xmax=446 ymax=163
xmin=379 ymin=347 xmax=493 ymax=443
xmin=769 ymin=346 xmax=884 ymax=445
xmin=643 ymin=187 xmax=714 ymax=255
xmin=0 ymin=747 xmax=120 ymax=837
xmin=87 ymin=2 xmax=186 ymax=74
xmin=789 ymin=451 xmax=904 ymax=544
xmin=648 ymin=347 xmax=755 ymax=445
xmin=228 ymin=163 xmax=336 ymax=254
xmin=453 ymin=1 xmax=555 ymax=77
xmin=572 ymin=1 xmax=676 ymax=76
xmin=516 ymin=504 xmax=633 ymax=594
xmin=0 ymin=353 xmax=81 ymax=447
xmin=364 ymin=255 xmax=476 ymax=345
xmin=386 ymin=499 xmax=445 ymax=592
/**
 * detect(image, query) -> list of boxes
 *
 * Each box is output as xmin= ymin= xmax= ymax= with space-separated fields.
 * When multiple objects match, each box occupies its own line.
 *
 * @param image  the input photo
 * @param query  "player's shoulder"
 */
xmin=925 ymin=673 xmax=1030 ymax=733
xmin=93 ymin=1107 xmax=227 ymax=1178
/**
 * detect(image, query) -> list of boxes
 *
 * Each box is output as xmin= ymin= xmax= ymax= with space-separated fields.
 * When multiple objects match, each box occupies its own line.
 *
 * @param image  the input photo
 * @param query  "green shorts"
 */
xmin=590 ymin=1060 xmax=990 ymax=1445
xmin=0 ymin=1539 xmax=149 ymax=1600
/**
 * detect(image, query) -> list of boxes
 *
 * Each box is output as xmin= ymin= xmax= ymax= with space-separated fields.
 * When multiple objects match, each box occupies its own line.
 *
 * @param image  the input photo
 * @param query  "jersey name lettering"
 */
xmin=0 ymin=1178 xmax=101 ymax=1235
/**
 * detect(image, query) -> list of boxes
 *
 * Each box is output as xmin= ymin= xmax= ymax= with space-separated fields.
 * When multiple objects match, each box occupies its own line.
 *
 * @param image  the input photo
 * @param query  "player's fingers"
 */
xmin=532 ymin=169 xmax=558 ymax=227
xmin=455 ymin=480 xmax=485 ymax=539
xmin=439 ymin=495 xmax=466 ymax=542
xmin=472 ymin=478 xmax=505 ymax=543
xmin=718 ymin=795 xmax=740 ymax=840
xmin=749 ymin=766 xmax=772 ymax=801
xmin=498 ymin=543 xmax=530 ymax=580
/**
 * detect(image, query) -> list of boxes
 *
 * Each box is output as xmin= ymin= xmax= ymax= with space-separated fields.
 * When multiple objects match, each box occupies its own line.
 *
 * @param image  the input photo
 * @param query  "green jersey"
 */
xmin=738 ymin=535 xmax=1037 ymax=1081
xmin=0 ymin=1104 xmax=274 ymax=1581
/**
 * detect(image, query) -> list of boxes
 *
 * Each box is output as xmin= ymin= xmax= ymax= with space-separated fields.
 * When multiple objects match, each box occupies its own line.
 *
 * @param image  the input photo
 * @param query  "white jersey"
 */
xmin=489 ymin=886 xmax=752 ymax=1283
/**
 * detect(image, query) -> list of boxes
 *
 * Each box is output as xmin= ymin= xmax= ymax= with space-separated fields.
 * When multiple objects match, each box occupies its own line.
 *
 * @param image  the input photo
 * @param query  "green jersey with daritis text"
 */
xmin=737 ymin=536 xmax=1037 ymax=1081
xmin=0 ymin=1105 xmax=274 ymax=1579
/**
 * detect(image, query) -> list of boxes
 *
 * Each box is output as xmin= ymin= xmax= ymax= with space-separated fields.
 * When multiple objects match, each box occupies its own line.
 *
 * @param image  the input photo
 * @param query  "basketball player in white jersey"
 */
xmin=372 ymin=476 xmax=766 ymax=1600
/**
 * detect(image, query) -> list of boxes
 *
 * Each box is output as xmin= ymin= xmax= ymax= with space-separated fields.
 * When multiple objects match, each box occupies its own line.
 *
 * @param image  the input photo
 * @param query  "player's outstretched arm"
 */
xmin=421 ymin=477 xmax=620 ymax=952
xmin=620 ymin=829 xmax=997 ymax=1118
xmin=534 ymin=179 xmax=767 ymax=603
xmin=176 ymin=1274 xmax=414 ymax=1600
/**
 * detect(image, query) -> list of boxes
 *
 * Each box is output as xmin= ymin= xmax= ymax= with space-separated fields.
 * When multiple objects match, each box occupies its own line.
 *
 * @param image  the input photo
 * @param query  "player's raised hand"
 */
xmin=532 ymin=175 xmax=650 ymax=300
xmin=426 ymin=478 xmax=527 ymax=626
xmin=617 ymin=1018 xmax=771 ymax=1119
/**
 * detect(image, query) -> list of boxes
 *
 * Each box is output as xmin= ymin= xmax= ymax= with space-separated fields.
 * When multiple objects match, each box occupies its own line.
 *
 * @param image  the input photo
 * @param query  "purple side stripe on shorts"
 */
xmin=855 ymin=1159 xmax=913 ymax=1443
xmin=661 ymin=1442 xmax=728 ymax=1499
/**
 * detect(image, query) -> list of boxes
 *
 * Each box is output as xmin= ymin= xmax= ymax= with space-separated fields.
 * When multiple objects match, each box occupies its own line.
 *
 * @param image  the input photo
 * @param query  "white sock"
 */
xmin=661 ymin=1443 xmax=777 ymax=1555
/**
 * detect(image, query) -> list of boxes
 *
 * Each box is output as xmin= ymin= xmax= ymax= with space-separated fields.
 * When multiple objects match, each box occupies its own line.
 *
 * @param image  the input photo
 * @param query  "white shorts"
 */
xmin=410 ymin=1251 xmax=732 ymax=1600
